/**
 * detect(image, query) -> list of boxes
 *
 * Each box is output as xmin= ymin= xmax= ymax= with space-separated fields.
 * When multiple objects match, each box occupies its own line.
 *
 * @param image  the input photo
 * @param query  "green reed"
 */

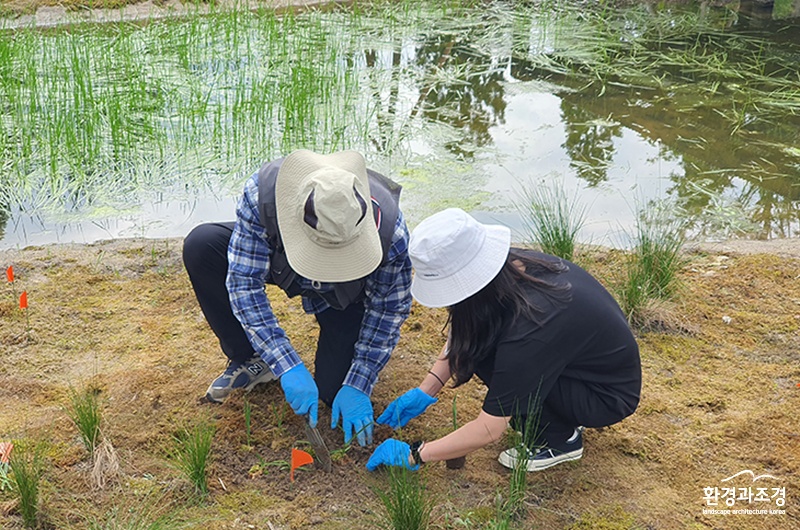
xmin=517 ymin=180 xmax=588 ymax=262
xmin=617 ymin=199 xmax=687 ymax=325
xmin=67 ymin=386 xmax=103 ymax=455
xmin=375 ymin=465 xmax=433 ymax=530
xmin=521 ymin=1 xmax=799 ymax=129
xmin=171 ymin=421 xmax=215 ymax=496
xmin=9 ymin=441 xmax=46 ymax=529
xmin=0 ymin=0 xmax=796 ymax=238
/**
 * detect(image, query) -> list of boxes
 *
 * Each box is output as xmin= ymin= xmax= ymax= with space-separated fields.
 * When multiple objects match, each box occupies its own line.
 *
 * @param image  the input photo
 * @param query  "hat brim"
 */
xmin=410 ymin=225 xmax=511 ymax=308
xmin=275 ymin=150 xmax=382 ymax=283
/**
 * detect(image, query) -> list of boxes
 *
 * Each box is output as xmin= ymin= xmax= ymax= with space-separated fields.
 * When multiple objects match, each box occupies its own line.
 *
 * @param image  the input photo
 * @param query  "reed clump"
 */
xmin=517 ymin=180 xmax=588 ymax=262
xmin=67 ymin=387 xmax=102 ymax=455
xmin=617 ymin=200 xmax=687 ymax=327
xmin=375 ymin=465 xmax=433 ymax=530
xmin=171 ymin=422 xmax=215 ymax=496
xmin=8 ymin=441 xmax=46 ymax=529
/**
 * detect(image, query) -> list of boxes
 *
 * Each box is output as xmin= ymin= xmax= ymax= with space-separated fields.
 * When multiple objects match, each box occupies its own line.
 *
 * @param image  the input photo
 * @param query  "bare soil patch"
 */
xmin=0 ymin=237 xmax=798 ymax=529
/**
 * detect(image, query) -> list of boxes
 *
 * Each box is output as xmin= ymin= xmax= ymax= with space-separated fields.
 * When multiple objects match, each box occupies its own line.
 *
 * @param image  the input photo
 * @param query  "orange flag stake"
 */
xmin=19 ymin=291 xmax=28 ymax=309
xmin=5 ymin=266 xmax=12 ymax=283
xmin=290 ymin=448 xmax=314 ymax=482
xmin=0 ymin=442 xmax=12 ymax=464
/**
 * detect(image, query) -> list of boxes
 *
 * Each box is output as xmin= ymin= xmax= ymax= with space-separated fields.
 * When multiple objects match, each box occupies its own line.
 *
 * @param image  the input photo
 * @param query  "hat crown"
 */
xmin=274 ymin=149 xmax=382 ymax=283
xmin=408 ymin=208 xmax=511 ymax=308
xmin=410 ymin=208 xmax=486 ymax=279
xmin=301 ymin=167 xmax=367 ymax=247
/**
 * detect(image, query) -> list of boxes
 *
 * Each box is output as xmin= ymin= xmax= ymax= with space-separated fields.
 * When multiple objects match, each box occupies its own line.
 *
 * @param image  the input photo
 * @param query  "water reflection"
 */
xmin=560 ymin=104 xmax=623 ymax=187
xmin=415 ymin=34 xmax=508 ymax=158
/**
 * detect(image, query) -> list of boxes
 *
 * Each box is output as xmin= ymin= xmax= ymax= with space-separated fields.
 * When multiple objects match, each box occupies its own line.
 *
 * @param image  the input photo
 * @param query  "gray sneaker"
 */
xmin=205 ymin=356 xmax=276 ymax=404
xmin=498 ymin=427 xmax=584 ymax=471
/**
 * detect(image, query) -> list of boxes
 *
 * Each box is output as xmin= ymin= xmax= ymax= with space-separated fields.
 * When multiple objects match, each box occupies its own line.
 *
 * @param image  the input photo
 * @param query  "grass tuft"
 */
xmin=375 ymin=465 xmax=433 ymax=530
xmin=517 ymin=180 xmax=588 ymax=262
xmin=617 ymin=200 xmax=686 ymax=326
xmin=9 ymin=441 xmax=45 ymax=529
xmin=67 ymin=386 xmax=102 ymax=455
xmin=171 ymin=422 xmax=215 ymax=496
xmin=500 ymin=396 xmax=541 ymax=523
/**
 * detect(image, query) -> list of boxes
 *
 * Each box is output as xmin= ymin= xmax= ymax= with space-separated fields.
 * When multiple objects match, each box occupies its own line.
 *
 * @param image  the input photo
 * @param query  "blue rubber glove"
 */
xmin=280 ymin=364 xmax=319 ymax=428
xmin=376 ymin=388 xmax=437 ymax=429
xmin=331 ymin=385 xmax=374 ymax=447
xmin=366 ymin=439 xmax=419 ymax=471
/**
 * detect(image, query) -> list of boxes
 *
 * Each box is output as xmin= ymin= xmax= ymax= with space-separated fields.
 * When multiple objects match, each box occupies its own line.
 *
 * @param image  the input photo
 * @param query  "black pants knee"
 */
xmin=314 ymin=303 xmax=365 ymax=406
xmin=183 ymin=222 xmax=364 ymax=406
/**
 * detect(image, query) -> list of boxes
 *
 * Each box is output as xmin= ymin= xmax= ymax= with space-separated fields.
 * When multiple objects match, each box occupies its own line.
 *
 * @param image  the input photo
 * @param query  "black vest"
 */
xmin=257 ymin=158 xmax=401 ymax=310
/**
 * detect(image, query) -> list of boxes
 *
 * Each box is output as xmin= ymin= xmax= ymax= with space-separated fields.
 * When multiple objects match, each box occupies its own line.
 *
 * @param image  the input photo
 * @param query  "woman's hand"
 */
xmin=376 ymin=388 xmax=437 ymax=429
xmin=365 ymin=439 xmax=418 ymax=471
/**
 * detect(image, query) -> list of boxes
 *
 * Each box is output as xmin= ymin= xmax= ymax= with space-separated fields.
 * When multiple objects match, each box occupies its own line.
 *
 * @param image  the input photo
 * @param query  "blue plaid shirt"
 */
xmin=226 ymin=173 xmax=412 ymax=395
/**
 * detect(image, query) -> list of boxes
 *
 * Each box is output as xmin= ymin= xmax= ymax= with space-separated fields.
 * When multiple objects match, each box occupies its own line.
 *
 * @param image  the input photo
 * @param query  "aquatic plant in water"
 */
xmin=0 ymin=0 xmax=797 ymax=244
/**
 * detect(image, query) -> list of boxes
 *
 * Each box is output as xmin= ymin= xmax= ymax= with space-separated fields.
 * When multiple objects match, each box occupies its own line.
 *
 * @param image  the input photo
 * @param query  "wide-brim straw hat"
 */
xmin=275 ymin=149 xmax=382 ymax=282
xmin=409 ymin=208 xmax=511 ymax=308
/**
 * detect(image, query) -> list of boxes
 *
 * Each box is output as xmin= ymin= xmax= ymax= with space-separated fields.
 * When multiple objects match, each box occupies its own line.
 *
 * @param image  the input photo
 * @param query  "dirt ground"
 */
xmin=0 ymin=235 xmax=798 ymax=529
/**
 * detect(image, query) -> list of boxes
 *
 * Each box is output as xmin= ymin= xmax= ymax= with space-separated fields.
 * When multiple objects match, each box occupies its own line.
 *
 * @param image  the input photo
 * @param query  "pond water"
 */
xmin=0 ymin=0 xmax=798 ymax=249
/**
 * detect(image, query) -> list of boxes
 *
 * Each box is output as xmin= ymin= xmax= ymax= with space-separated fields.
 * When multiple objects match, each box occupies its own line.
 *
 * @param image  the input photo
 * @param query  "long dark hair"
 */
xmin=447 ymin=249 xmax=571 ymax=387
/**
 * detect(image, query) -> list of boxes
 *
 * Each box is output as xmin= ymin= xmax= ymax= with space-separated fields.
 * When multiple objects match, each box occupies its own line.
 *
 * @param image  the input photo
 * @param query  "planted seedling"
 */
xmin=375 ymin=464 xmax=433 ymax=530
xmin=171 ymin=422 xmax=215 ymax=496
xmin=67 ymin=386 xmax=102 ymax=455
xmin=9 ymin=441 xmax=45 ymax=529
xmin=445 ymin=395 xmax=465 ymax=470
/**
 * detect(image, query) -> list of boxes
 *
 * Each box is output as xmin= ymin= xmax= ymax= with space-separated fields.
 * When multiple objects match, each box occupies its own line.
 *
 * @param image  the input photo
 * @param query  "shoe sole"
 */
xmin=498 ymin=447 xmax=583 ymax=472
xmin=204 ymin=371 xmax=277 ymax=404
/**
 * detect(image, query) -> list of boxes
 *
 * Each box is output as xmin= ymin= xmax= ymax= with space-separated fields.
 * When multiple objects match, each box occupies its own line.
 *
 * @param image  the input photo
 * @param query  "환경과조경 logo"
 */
xmin=702 ymin=470 xmax=787 ymax=516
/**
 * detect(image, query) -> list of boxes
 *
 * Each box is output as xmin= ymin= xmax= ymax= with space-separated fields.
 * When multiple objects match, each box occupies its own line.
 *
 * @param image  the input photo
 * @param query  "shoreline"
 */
xmin=0 ymin=0 xmax=342 ymax=30
xmin=2 ymin=234 xmax=799 ymax=260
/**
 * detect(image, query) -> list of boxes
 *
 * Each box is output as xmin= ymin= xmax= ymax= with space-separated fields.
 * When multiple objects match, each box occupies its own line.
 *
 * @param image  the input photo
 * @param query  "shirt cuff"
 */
xmin=259 ymin=338 xmax=303 ymax=378
xmin=343 ymin=362 xmax=379 ymax=396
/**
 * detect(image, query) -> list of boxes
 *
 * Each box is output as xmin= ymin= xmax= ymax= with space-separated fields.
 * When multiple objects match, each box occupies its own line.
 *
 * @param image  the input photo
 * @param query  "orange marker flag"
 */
xmin=290 ymin=448 xmax=314 ymax=482
xmin=5 ymin=266 xmax=12 ymax=283
xmin=19 ymin=291 xmax=28 ymax=309
xmin=0 ymin=442 xmax=12 ymax=464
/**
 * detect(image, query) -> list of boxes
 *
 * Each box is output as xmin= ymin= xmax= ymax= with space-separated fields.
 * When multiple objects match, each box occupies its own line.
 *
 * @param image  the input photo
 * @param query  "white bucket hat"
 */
xmin=409 ymin=208 xmax=511 ymax=308
xmin=275 ymin=149 xmax=382 ymax=283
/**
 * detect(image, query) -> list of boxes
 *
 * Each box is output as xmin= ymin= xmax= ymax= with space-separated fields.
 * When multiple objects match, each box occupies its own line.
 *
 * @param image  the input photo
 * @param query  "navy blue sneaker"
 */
xmin=498 ymin=427 xmax=584 ymax=471
xmin=205 ymin=356 xmax=276 ymax=404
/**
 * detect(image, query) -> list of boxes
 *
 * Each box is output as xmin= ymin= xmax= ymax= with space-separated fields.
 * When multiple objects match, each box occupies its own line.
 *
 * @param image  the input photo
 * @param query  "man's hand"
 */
xmin=376 ymin=387 xmax=437 ymax=429
xmin=366 ymin=439 xmax=418 ymax=471
xmin=331 ymin=385 xmax=374 ymax=447
xmin=280 ymin=365 xmax=319 ymax=427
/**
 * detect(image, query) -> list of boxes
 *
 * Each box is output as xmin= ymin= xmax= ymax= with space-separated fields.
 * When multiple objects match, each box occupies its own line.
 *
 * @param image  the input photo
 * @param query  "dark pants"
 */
xmin=534 ymin=377 xmax=638 ymax=445
xmin=182 ymin=222 xmax=364 ymax=405
xmin=492 ymin=374 xmax=639 ymax=446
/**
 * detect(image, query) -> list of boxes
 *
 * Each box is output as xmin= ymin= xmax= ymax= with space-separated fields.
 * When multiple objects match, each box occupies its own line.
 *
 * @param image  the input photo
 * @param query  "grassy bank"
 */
xmin=0 ymin=238 xmax=797 ymax=529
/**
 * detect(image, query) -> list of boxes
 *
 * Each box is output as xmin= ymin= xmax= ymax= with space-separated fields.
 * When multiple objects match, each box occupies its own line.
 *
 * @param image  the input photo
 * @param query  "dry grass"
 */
xmin=90 ymin=438 xmax=120 ymax=490
xmin=0 ymin=238 xmax=798 ymax=529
